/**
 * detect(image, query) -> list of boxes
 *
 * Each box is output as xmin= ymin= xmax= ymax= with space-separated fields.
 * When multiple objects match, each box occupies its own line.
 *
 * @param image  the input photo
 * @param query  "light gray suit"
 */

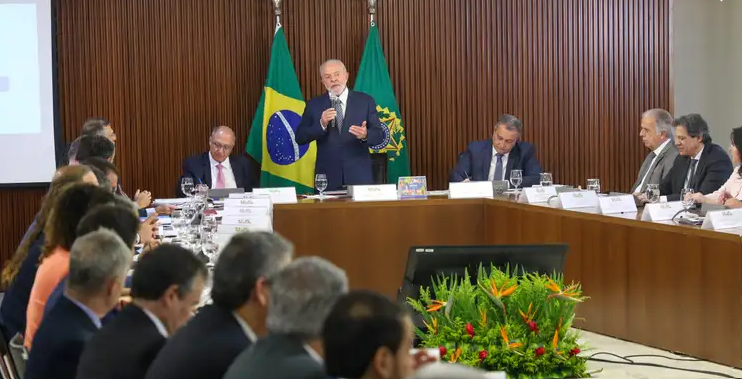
xmin=631 ymin=141 xmax=679 ymax=193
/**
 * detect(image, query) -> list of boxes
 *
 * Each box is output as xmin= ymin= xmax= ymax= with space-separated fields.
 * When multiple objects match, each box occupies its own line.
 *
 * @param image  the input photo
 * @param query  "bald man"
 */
xmin=178 ymin=126 xmax=254 ymax=196
xmin=295 ymin=59 xmax=385 ymax=192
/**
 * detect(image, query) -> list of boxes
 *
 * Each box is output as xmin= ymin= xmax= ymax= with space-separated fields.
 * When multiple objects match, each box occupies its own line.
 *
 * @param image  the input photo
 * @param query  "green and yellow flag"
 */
xmin=246 ymin=26 xmax=316 ymax=193
xmin=354 ymin=23 xmax=411 ymax=183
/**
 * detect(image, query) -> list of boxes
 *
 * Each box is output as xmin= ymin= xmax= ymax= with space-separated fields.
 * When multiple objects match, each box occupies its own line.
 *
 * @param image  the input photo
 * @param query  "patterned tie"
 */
xmin=492 ymin=154 xmax=504 ymax=181
xmin=332 ymin=98 xmax=344 ymax=133
xmin=216 ymin=163 xmax=225 ymax=189
xmin=686 ymin=158 xmax=699 ymax=189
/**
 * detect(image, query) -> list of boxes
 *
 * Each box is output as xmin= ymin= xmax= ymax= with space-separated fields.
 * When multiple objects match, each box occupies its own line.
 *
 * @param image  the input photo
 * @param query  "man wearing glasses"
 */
xmin=178 ymin=126 xmax=254 ymax=197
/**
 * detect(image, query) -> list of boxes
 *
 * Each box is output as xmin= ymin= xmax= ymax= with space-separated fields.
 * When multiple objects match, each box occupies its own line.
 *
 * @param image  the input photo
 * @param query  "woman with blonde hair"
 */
xmin=0 ymin=166 xmax=98 ymax=342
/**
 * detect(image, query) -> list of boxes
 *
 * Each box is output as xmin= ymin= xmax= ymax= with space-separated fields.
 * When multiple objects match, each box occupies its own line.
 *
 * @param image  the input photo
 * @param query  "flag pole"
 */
xmin=367 ymin=0 xmax=376 ymax=26
xmin=272 ymin=0 xmax=282 ymax=30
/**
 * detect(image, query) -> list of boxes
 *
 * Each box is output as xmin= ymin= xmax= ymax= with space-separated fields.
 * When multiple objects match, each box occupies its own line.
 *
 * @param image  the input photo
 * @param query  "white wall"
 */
xmin=672 ymin=0 xmax=742 ymax=152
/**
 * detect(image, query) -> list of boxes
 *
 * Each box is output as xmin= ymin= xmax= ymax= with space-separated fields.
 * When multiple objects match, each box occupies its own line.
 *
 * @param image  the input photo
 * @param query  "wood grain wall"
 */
xmin=0 ymin=0 xmax=671 ymax=266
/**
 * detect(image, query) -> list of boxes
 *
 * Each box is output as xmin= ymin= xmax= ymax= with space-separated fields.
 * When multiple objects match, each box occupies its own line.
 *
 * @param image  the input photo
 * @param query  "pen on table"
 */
xmin=464 ymin=171 xmax=471 ymax=181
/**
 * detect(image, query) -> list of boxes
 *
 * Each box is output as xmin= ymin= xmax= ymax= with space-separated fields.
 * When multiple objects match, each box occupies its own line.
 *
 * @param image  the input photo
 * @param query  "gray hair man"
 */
xmin=632 ymin=108 xmax=679 ymax=197
xmin=450 ymin=114 xmax=542 ymax=187
xmin=25 ymin=229 xmax=132 ymax=379
xmin=223 ymin=256 xmax=348 ymax=379
xmin=145 ymin=232 xmax=295 ymax=379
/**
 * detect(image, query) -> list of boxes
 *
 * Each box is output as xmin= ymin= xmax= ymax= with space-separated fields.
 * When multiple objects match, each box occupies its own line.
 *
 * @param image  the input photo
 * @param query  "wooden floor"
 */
xmin=273 ymin=197 xmax=742 ymax=369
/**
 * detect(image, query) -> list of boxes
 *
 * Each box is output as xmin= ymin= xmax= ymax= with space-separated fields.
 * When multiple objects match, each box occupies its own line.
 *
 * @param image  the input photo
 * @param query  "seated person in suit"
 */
xmin=25 ymin=229 xmax=132 ymax=379
xmin=178 ymin=125 xmax=254 ymax=196
xmin=42 ymin=201 xmax=141 ymax=321
xmin=688 ymin=126 xmax=742 ymax=208
xmin=24 ymin=184 xmax=116 ymax=350
xmin=75 ymin=244 xmax=207 ymax=379
xmin=632 ymin=109 xmax=679 ymax=198
xmin=659 ymin=114 xmax=733 ymax=201
xmin=0 ymin=166 xmax=98 ymax=342
xmin=223 ymin=257 xmax=349 ymax=379
xmin=323 ymin=290 xmax=437 ymax=379
xmin=145 ymin=232 xmax=294 ymax=379
xmin=450 ymin=114 xmax=542 ymax=187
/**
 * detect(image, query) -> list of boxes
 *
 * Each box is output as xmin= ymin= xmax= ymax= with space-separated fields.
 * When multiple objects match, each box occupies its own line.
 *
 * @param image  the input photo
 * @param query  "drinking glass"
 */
xmin=315 ymin=173 xmax=328 ymax=198
xmin=587 ymin=179 xmax=601 ymax=193
xmin=509 ymin=169 xmax=523 ymax=191
xmin=681 ymin=188 xmax=695 ymax=211
xmin=200 ymin=214 xmax=217 ymax=234
xmin=645 ymin=184 xmax=660 ymax=203
xmin=195 ymin=184 xmax=209 ymax=202
xmin=540 ymin=173 xmax=553 ymax=187
xmin=171 ymin=210 xmax=186 ymax=239
xmin=201 ymin=232 xmax=219 ymax=268
xmin=181 ymin=177 xmax=195 ymax=198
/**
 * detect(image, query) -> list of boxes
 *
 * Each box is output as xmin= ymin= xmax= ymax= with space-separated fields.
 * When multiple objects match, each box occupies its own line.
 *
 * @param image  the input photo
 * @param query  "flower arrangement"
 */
xmin=407 ymin=265 xmax=592 ymax=379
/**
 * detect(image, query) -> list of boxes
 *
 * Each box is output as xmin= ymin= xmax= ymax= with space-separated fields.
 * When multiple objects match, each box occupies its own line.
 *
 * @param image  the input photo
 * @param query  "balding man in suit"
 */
xmin=632 ymin=109 xmax=678 ymax=201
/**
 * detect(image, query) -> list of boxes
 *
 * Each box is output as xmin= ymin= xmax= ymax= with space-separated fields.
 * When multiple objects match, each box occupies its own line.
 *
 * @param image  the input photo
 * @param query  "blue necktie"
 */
xmin=493 ymin=154 xmax=504 ymax=181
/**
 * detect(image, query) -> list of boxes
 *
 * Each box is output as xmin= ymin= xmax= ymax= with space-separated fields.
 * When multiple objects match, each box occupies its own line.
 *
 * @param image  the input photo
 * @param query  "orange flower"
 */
xmin=426 ymin=300 xmax=447 ymax=312
xmin=479 ymin=279 xmax=518 ymax=310
xmin=518 ymin=302 xmax=537 ymax=323
xmin=545 ymin=278 xmax=583 ymax=302
xmin=449 ymin=347 xmax=462 ymax=363
xmin=499 ymin=325 xmax=524 ymax=349
xmin=552 ymin=317 xmax=563 ymax=350
xmin=423 ymin=317 xmax=438 ymax=335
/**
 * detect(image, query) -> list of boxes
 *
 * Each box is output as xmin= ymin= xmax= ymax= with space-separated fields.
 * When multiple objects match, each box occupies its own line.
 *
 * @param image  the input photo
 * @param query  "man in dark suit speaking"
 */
xmin=178 ymin=126 xmax=254 ymax=196
xmin=295 ymin=59 xmax=385 ymax=192
xmin=450 ymin=114 xmax=542 ymax=187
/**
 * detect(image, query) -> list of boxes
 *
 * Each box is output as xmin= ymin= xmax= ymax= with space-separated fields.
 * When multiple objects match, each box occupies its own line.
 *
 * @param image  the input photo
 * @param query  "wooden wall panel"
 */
xmin=0 ymin=0 xmax=671 ymax=266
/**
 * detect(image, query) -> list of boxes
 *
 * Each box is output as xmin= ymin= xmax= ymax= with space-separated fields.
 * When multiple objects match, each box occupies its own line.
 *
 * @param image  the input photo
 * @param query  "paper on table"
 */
xmin=153 ymin=198 xmax=191 ymax=205
xmin=303 ymin=195 xmax=340 ymax=199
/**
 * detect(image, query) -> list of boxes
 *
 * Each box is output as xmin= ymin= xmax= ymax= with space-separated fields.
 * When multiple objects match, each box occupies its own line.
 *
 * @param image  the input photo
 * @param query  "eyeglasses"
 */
xmin=211 ymin=141 xmax=234 ymax=151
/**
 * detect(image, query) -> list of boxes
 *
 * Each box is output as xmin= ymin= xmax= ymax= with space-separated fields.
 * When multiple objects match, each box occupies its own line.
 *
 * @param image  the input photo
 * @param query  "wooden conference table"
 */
xmin=271 ymin=196 xmax=742 ymax=369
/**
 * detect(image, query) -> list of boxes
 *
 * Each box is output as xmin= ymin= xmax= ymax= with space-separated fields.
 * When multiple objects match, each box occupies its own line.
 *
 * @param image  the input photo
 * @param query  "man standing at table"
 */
xmin=295 ymin=59 xmax=385 ymax=192
xmin=450 ymin=114 xmax=542 ymax=187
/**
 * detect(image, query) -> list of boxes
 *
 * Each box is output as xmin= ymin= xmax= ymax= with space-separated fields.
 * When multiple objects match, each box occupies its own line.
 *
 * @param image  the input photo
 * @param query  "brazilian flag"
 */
xmin=246 ymin=26 xmax=316 ymax=194
xmin=354 ymin=23 xmax=411 ymax=183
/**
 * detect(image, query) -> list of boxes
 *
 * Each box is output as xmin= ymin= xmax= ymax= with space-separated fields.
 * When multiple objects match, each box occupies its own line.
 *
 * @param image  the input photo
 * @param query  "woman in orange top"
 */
xmin=24 ymin=183 xmax=116 ymax=349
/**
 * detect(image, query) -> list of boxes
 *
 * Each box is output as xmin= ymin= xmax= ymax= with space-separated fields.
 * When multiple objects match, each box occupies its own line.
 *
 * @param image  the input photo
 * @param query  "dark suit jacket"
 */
xmin=44 ymin=276 xmax=119 ymax=325
xmin=0 ymin=228 xmax=43 ymax=342
xmin=659 ymin=143 xmax=733 ymax=201
xmin=178 ymin=152 xmax=254 ymax=197
xmin=222 ymin=334 xmax=325 ymax=379
xmin=295 ymin=90 xmax=384 ymax=191
xmin=25 ymin=296 xmax=99 ymax=379
xmin=450 ymin=139 xmax=542 ymax=187
xmin=75 ymin=304 xmax=166 ymax=379
xmin=144 ymin=305 xmax=252 ymax=379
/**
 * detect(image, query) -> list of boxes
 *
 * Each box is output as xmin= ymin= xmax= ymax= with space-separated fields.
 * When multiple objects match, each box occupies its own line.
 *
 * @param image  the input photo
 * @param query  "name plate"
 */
xmin=218 ymin=219 xmax=273 ymax=233
xmin=220 ymin=215 xmax=272 ymax=225
xmin=223 ymin=198 xmax=272 ymax=208
xmin=252 ymin=187 xmax=298 ymax=204
xmin=641 ymin=201 xmax=684 ymax=221
xmin=519 ymin=186 xmax=557 ymax=203
xmin=558 ymin=191 xmax=599 ymax=209
xmin=228 ymin=192 xmax=271 ymax=200
xmin=702 ymin=209 xmax=742 ymax=230
xmin=448 ymin=181 xmax=494 ymax=199
xmin=220 ymin=206 xmax=271 ymax=216
xmin=597 ymin=195 xmax=637 ymax=214
xmin=351 ymin=184 xmax=398 ymax=201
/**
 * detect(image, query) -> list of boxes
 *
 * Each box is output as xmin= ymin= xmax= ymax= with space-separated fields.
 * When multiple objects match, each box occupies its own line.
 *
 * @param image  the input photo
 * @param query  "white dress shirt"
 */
xmin=209 ymin=152 xmax=237 ymax=189
xmin=232 ymin=312 xmax=257 ymax=343
xmin=634 ymin=139 xmax=672 ymax=194
xmin=487 ymin=147 xmax=510 ymax=181
xmin=141 ymin=306 xmax=169 ymax=337
xmin=321 ymin=87 xmax=349 ymax=130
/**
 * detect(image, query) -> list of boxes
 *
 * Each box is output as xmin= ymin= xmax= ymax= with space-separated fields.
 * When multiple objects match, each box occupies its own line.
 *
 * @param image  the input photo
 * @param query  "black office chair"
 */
xmin=371 ymin=153 xmax=388 ymax=184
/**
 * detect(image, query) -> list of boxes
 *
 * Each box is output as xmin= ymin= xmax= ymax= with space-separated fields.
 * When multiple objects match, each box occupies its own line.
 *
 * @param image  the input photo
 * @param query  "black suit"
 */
xmin=75 ymin=304 xmax=166 ymax=379
xmin=178 ymin=152 xmax=254 ymax=197
xmin=144 ymin=305 xmax=252 ymax=379
xmin=450 ymin=139 xmax=542 ymax=187
xmin=659 ymin=143 xmax=733 ymax=201
xmin=25 ymin=296 xmax=99 ymax=379
xmin=223 ymin=334 xmax=325 ymax=379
